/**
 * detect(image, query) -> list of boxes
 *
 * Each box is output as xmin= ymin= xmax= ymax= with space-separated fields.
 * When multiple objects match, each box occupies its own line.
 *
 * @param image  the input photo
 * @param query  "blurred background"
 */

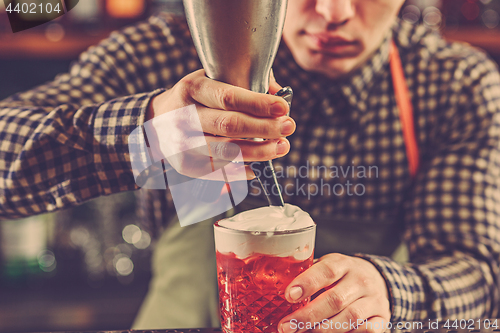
xmin=0 ymin=0 xmax=500 ymax=332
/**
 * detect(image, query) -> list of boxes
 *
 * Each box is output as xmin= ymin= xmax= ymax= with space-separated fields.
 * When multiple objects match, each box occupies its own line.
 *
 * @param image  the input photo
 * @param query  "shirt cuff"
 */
xmin=354 ymin=253 xmax=428 ymax=322
xmin=93 ymin=88 xmax=166 ymax=195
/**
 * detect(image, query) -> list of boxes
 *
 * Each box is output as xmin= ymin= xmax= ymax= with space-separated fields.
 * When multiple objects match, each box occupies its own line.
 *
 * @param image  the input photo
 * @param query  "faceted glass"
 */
xmin=214 ymin=222 xmax=316 ymax=333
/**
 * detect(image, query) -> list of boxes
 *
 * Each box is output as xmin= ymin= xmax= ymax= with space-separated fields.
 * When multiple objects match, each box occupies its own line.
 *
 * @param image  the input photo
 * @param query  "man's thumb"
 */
xmin=269 ymin=69 xmax=283 ymax=95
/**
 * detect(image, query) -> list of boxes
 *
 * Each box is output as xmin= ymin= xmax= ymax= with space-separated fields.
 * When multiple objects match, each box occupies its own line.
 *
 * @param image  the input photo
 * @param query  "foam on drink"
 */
xmin=218 ymin=204 xmax=314 ymax=231
xmin=215 ymin=204 xmax=315 ymax=261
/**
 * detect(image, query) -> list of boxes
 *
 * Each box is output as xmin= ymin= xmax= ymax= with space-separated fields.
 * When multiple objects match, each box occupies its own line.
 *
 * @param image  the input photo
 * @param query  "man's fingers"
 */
xmin=203 ymin=137 xmax=290 ymax=162
xmin=198 ymin=106 xmax=295 ymax=139
xmin=279 ymin=278 xmax=359 ymax=333
xmin=286 ymin=277 xmax=360 ymax=327
xmin=348 ymin=316 xmax=390 ymax=333
xmin=285 ymin=254 xmax=349 ymax=303
xmin=164 ymin=135 xmax=289 ymax=180
xmin=329 ymin=298 xmax=389 ymax=333
xmin=173 ymin=134 xmax=290 ymax=162
xmin=279 ymin=298 xmax=388 ymax=333
xmin=184 ymin=70 xmax=289 ymax=117
xmin=195 ymin=163 xmax=257 ymax=181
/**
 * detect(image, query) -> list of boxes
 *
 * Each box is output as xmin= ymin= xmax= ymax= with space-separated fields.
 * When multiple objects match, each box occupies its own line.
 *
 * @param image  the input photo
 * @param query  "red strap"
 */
xmin=390 ymin=41 xmax=420 ymax=178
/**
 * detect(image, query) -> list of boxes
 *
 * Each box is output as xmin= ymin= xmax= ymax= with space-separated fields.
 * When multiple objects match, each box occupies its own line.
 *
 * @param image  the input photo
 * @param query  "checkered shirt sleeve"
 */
xmin=0 ymin=15 xmax=198 ymax=220
xmin=357 ymin=28 xmax=500 ymax=321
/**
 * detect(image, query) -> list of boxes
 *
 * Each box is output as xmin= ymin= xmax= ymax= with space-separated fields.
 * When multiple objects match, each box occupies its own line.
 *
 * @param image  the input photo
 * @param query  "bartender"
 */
xmin=1 ymin=0 xmax=499 ymax=332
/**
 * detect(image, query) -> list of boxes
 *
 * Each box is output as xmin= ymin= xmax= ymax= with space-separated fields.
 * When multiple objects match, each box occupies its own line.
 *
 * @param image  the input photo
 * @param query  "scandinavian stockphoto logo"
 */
xmin=128 ymin=105 xmax=248 ymax=227
xmin=4 ymin=0 xmax=79 ymax=33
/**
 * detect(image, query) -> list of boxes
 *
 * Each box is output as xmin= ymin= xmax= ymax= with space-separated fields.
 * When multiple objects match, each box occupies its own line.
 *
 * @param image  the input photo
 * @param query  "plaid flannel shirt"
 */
xmin=1 ymin=14 xmax=500 ymax=322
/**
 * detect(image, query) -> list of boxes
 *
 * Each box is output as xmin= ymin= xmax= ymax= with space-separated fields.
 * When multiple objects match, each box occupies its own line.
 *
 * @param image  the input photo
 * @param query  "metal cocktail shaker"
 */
xmin=183 ymin=0 xmax=291 ymax=206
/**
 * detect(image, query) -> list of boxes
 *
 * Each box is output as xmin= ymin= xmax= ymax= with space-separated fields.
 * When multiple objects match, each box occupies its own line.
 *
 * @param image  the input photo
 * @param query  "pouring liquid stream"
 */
xmin=250 ymin=86 xmax=293 ymax=208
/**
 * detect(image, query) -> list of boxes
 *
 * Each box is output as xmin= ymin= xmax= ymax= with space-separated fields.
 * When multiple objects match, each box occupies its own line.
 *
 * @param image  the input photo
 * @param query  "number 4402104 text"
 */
xmin=444 ymin=319 xmax=498 ymax=330
xmin=6 ymin=2 xmax=62 ymax=15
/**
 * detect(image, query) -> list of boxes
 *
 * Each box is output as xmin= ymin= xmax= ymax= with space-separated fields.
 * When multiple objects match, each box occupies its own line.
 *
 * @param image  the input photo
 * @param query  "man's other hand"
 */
xmin=279 ymin=254 xmax=391 ymax=333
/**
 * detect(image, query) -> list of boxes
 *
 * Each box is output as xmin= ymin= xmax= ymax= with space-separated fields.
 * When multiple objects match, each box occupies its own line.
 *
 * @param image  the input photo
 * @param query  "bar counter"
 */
xmin=27 ymin=325 xmax=500 ymax=333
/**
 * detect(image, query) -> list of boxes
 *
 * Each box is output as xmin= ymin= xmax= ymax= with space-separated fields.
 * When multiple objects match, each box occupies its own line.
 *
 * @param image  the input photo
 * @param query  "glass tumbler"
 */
xmin=214 ymin=221 xmax=316 ymax=333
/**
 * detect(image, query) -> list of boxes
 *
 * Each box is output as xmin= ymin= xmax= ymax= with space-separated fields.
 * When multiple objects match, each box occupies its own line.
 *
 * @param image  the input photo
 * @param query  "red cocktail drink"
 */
xmin=214 ymin=208 xmax=316 ymax=333
xmin=216 ymin=251 xmax=314 ymax=333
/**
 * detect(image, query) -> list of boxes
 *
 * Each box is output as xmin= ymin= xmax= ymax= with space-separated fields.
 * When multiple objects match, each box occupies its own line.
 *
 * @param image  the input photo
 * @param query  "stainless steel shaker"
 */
xmin=183 ymin=0 xmax=291 ymax=206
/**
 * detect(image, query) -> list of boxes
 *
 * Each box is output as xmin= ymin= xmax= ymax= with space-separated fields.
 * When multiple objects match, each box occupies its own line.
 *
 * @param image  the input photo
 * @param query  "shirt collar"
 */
xmin=335 ymin=29 xmax=393 ymax=112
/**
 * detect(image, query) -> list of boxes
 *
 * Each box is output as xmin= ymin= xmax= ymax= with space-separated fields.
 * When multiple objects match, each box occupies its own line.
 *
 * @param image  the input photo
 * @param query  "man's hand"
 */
xmin=279 ymin=254 xmax=391 ymax=333
xmin=145 ymin=69 xmax=295 ymax=180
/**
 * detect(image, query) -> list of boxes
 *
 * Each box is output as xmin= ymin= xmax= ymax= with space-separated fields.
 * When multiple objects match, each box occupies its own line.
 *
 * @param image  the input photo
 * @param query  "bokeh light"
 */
xmin=133 ymin=231 xmax=151 ymax=250
xmin=122 ymin=224 xmax=141 ymax=244
xmin=461 ymin=2 xmax=481 ymax=21
xmin=45 ymin=23 xmax=65 ymax=42
xmin=423 ymin=7 xmax=442 ymax=29
xmin=114 ymin=255 xmax=134 ymax=276
xmin=402 ymin=5 xmax=421 ymax=25
xmin=69 ymin=227 xmax=90 ymax=247
xmin=482 ymin=9 xmax=500 ymax=29
xmin=122 ymin=224 xmax=151 ymax=249
xmin=37 ymin=250 xmax=57 ymax=272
